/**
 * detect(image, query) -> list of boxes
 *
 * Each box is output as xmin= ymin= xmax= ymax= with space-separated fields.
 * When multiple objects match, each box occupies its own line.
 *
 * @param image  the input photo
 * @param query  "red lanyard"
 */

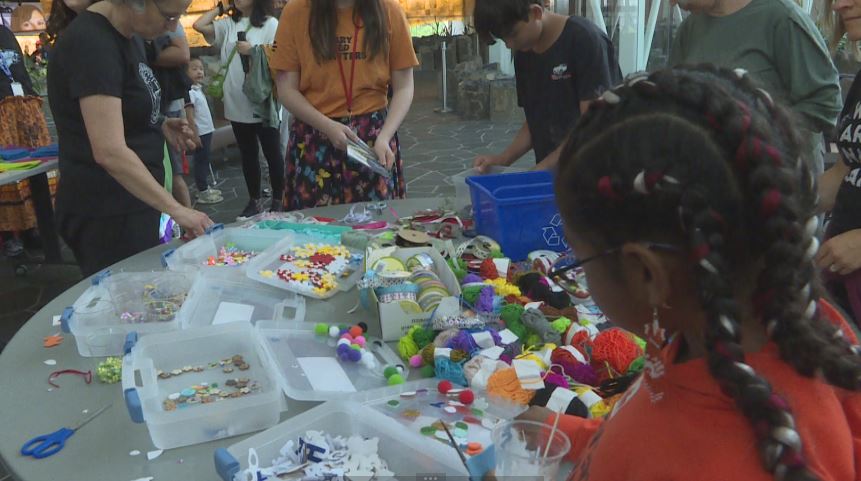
xmin=336 ymin=22 xmax=361 ymax=119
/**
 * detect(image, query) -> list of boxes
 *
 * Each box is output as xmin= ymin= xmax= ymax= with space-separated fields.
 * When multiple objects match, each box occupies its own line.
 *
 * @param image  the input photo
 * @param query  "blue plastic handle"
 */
xmin=123 ymin=332 xmax=139 ymax=356
xmin=20 ymin=427 xmax=74 ymax=459
xmin=205 ymin=223 xmax=225 ymax=235
xmin=214 ymin=448 xmax=240 ymax=481
xmin=467 ymin=443 xmax=496 ymax=481
xmin=91 ymin=269 xmax=111 ymax=286
xmin=60 ymin=307 xmax=73 ymax=334
xmin=123 ymin=388 xmax=144 ymax=423
xmin=160 ymin=248 xmax=176 ymax=268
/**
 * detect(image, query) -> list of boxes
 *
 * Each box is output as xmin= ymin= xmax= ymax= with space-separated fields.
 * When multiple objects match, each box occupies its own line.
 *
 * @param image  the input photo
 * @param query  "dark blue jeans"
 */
xmin=191 ymin=133 xmax=213 ymax=191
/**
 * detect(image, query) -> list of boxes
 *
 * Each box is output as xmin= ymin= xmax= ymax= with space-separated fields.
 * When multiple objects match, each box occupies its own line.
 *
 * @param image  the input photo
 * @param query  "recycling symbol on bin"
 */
xmin=542 ymin=214 xmax=568 ymax=248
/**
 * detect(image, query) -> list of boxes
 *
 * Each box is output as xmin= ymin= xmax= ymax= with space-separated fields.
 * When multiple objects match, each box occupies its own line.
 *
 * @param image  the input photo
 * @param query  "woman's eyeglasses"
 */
xmin=151 ymin=0 xmax=182 ymax=22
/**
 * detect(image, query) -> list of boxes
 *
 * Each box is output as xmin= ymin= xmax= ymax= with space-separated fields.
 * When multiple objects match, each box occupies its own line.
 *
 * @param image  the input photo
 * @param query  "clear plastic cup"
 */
xmin=492 ymin=419 xmax=572 ymax=480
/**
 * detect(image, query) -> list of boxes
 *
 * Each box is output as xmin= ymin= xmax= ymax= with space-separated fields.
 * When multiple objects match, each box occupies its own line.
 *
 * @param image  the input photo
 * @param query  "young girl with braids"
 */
xmin=506 ymin=66 xmax=861 ymax=481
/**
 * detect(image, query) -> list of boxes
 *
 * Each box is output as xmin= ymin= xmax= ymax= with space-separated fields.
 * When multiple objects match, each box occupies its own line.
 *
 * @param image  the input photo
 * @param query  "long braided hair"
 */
xmin=555 ymin=66 xmax=861 ymax=481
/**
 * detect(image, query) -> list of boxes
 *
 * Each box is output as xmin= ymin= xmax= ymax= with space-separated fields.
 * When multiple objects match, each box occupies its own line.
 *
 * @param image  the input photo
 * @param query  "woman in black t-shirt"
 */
xmin=48 ymin=0 xmax=212 ymax=276
xmin=818 ymin=0 xmax=861 ymax=321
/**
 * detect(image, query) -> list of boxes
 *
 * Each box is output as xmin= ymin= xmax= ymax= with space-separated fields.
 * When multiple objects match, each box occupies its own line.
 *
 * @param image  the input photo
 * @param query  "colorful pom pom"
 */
xmin=410 ymin=354 xmax=424 ymax=368
xmin=329 ymin=326 xmax=341 ymax=338
xmin=421 ymin=364 xmax=436 ymax=378
xmin=354 ymin=335 xmax=366 ymax=347
xmin=438 ymin=380 xmax=453 ymax=394
xmin=350 ymin=326 xmax=363 ymax=338
xmin=459 ymin=389 xmax=475 ymax=405
xmin=384 ymin=366 xmax=400 ymax=379
xmin=314 ymin=323 xmax=329 ymax=336
xmin=387 ymin=374 xmax=405 ymax=385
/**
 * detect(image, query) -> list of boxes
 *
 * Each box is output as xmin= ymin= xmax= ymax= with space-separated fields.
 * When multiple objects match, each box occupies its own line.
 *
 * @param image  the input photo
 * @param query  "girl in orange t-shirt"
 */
xmin=270 ymin=0 xmax=417 ymax=209
xmin=502 ymin=67 xmax=861 ymax=481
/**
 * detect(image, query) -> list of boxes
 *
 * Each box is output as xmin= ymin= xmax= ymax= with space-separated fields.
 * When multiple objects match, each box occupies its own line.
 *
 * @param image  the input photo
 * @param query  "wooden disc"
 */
xmin=397 ymin=228 xmax=431 ymax=246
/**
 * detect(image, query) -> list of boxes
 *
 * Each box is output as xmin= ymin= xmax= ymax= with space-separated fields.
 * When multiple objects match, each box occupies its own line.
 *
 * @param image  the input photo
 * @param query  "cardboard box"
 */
xmin=365 ymin=246 xmax=462 ymax=341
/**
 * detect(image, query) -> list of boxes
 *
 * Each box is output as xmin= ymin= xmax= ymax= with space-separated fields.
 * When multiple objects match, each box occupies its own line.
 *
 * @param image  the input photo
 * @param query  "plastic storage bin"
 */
xmin=162 ymin=225 xmax=287 ymax=273
xmin=61 ymin=270 xmax=193 ymax=357
xmin=466 ymin=171 xmax=567 ymax=261
xmin=122 ymin=323 xmax=282 ymax=449
xmin=452 ymin=166 xmax=525 ymax=213
xmin=256 ymin=321 xmax=406 ymax=401
xmin=246 ymin=235 xmax=364 ymax=300
xmin=176 ymin=271 xmax=306 ymax=330
xmin=213 ymin=401 xmax=468 ymax=481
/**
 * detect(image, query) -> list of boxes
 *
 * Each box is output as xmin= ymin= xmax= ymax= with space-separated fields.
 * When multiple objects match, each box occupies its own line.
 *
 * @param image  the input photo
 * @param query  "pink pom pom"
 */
xmin=341 ymin=333 xmax=354 ymax=341
xmin=354 ymin=336 xmax=366 ymax=347
xmin=410 ymin=354 xmax=423 ymax=368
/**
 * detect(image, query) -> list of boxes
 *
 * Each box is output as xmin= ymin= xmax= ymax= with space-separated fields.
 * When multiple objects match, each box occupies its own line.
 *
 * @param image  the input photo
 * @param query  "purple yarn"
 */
xmin=570 ymin=362 xmax=600 ymax=387
xmin=447 ymin=330 xmax=480 ymax=353
xmin=476 ymin=286 xmax=495 ymax=313
xmin=544 ymin=372 xmax=570 ymax=390
xmin=462 ymin=274 xmax=483 ymax=285
xmin=499 ymin=354 xmax=513 ymax=365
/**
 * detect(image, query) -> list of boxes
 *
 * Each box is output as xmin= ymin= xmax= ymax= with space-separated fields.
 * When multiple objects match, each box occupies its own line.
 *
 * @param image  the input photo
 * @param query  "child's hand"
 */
xmin=474 ymin=153 xmax=508 ymax=174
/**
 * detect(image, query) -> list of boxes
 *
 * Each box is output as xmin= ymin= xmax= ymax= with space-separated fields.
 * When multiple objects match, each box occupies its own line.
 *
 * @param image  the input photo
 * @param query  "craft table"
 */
xmin=0 ymin=198 xmax=463 ymax=481
xmin=0 ymin=158 xmax=62 ymax=264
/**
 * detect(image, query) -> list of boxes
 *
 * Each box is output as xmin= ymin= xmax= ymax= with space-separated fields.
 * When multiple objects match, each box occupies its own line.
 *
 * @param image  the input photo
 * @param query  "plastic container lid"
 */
xmin=213 ymin=400 xmax=469 ymax=481
xmin=176 ymin=271 xmax=305 ymax=330
xmin=245 ymin=234 xmax=364 ymax=300
xmin=256 ymin=321 xmax=408 ymax=402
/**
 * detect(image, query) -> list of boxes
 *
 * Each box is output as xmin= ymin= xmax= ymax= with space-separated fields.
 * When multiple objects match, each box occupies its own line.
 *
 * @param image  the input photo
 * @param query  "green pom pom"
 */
xmin=524 ymin=333 xmax=542 ymax=348
xmin=633 ymin=335 xmax=646 ymax=352
xmin=462 ymin=285 xmax=484 ymax=305
xmin=411 ymin=326 xmax=435 ymax=349
xmin=550 ymin=316 xmax=572 ymax=334
xmin=627 ymin=356 xmax=645 ymax=374
xmin=387 ymin=373 xmax=405 ymax=385
xmin=314 ymin=323 xmax=329 ymax=336
xmin=383 ymin=366 xmax=400 ymax=379
xmin=421 ymin=364 xmax=436 ymax=378
xmin=350 ymin=344 xmax=362 ymax=351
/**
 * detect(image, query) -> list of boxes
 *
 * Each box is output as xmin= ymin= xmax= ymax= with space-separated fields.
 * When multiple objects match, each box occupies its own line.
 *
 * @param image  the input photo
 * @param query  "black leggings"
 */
xmin=231 ymin=121 xmax=284 ymax=200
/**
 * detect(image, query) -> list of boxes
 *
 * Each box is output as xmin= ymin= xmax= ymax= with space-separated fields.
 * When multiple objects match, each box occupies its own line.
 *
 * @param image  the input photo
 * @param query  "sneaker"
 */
xmin=208 ymin=187 xmax=223 ymax=195
xmin=197 ymin=189 xmax=224 ymax=205
xmin=269 ymin=198 xmax=285 ymax=213
xmin=262 ymin=187 xmax=272 ymax=198
xmin=4 ymin=238 xmax=24 ymax=257
xmin=237 ymin=198 xmax=262 ymax=221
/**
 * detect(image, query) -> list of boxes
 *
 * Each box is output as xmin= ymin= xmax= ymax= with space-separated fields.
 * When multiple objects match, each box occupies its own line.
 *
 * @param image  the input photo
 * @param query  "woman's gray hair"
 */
xmin=110 ymin=0 xmax=146 ymax=12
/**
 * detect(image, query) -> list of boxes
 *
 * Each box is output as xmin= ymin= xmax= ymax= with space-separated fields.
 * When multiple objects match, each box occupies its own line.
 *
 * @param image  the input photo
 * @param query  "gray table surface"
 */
xmin=0 ymin=158 xmax=58 ymax=186
xmin=0 ymin=198 xmax=448 ymax=481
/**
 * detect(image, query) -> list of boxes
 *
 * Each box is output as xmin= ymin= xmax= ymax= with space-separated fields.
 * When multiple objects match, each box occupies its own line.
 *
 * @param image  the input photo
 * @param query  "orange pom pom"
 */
xmin=349 ymin=326 xmax=363 ymax=338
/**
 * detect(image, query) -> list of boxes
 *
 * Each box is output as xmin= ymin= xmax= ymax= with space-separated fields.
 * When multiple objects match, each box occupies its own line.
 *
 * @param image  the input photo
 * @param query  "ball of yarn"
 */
xmin=462 ymin=273 xmax=483 ymax=285
xmin=480 ymin=259 xmax=499 ymax=280
xmin=410 ymin=354 xmax=424 ymax=368
xmin=627 ymin=356 xmax=645 ymax=374
xmin=489 ymin=249 xmax=504 ymax=259
xmin=448 ymin=258 xmax=468 ymax=282
xmin=539 ymin=305 xmax=562 ymax=319
xmin=571 ymin=362 xmax=600 ymax=386
xmin=530 ymin=386 xmax=589 ymax=418
xmin=436 ymin=358 xmax=468 ymax=386
xmin=476 ymin=286 xmax=496 ymax=313
xmin=551 ymin=347 xmax=599 ymax=386
xmin=591 ymin=328 xmax=644 ymax=376
xmin=569 ymin=329 xmax=594 ymax=354
xmin=524 ymin=333 xmax=542 ymax=348
xmin=462 ymin=285 xmax=484 ymax=305
xmin=447 ymin=330 xmax=479 ymax=353
xmin=410 ymin=325 xmax=435 ymax=349
xmin=544 ymin=371 xmax=570 ymax=390
xmin=462 ymin=356 xmax=483 ymax=385
xmin=434 ymin=328 xmax=460 ymax=348
xmin=397 ymin=334 xmax=420 ymax=361
xmin=500 ymin=304 xmax=528 ymax=339
xmin=486 ymin=368 xmax=536 ymax=405
xmin=517 ymin=273 xmax=570 ymax=309
xmin=551 ymin=317 xmax=573 ymax=334
xmin=421 ymin=344 xmax=436 ymax=365
xmin=522 ymin=309 xmax=561 ymax=345
xmin=484 ymin=278 xmax=521 ymax=297
xmin=421 ymin=364 xmax=436 ymax=377
xmin=450 ymin=349 xmax=469 ymax=363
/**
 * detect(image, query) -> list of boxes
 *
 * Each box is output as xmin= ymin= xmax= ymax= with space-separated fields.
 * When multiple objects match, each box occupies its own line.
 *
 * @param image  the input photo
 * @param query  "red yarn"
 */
xmin=480 ymin=259 xmax=499 ymax=280
xmin=569 ymin=330 xmax=593 ymax=354
xmin=761 ymin=189 xmax=782 ymax=218
xmin=590 ymin=328 xmax=643 ymax=377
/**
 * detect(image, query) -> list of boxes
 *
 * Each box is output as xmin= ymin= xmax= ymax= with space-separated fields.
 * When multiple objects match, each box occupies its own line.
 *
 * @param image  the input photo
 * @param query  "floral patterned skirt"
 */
xmin=284 ymin=110 xmax=406 ymax=211
xmin=0 ymin=96 xmax=56 ymax=232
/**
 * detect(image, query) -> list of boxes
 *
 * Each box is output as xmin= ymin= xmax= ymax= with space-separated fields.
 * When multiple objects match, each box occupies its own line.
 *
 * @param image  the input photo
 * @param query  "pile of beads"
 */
xmin=270 ymin=243 xmax=353 ymax=296
xmin=156 ymin=354 xmax=250 ymax=380
xmin=206 ymin=242 xmax=255 ymax=267
xmin=96 ymin=357 xmax=122 ymax=384
xmin=316 ymin=323 xmax=385 ymax=371
xmin=161 ymin=378 xmax=260 ymax=411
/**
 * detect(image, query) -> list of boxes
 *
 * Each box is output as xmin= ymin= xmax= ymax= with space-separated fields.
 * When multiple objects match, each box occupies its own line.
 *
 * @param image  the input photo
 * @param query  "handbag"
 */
xmin=206 ymin=24 xmax=252 ymax=99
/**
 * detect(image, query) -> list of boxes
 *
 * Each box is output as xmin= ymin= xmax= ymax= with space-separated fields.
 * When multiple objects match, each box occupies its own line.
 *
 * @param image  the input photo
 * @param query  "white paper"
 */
xmin=434 ymin=348 xmax=452 ymax=359
xmin=471 ymin=331 xmax=496 ymax=349
xmin=212 ymin=302 xmax=254 ymax=326
xmin=297 ymin=357 xmax=356 ymax=393
xmin=578 ymin=389 xmax=602 ymax=408
xmin=498 ymin=329 xmax=519 ymax=345
xmin=10 ymin=82 xmax=23 ymax=97
xmin=525 ymin=302 xmax=543 ymax=311
xmin=546 ymin=388 xmax=577 ymax=414
xmin=478 ymin=346 xmax=504 ymax=361
xmin=492 ymin=258 xmax=511 ymax=277
xmin=52 ymin=315 xmax=61 ymax=327
xmin=512 ymin=359 xmax=545 ymax=390
xmin=560 ymin=345 xmax=586 ymax=364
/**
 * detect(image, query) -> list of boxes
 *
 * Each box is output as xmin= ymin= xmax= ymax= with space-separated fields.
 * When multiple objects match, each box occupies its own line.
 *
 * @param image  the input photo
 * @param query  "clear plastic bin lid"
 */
xmin=256 ymin=321 xmax=408 ymax=402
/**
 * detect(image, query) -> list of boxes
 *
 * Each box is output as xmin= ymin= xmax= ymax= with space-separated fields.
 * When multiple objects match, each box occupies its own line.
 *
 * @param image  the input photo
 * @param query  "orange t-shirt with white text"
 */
xmin=269 ymin=0 xmax=418 ymax=119
xmin=555 ymin=305 xmax=861 ymax=481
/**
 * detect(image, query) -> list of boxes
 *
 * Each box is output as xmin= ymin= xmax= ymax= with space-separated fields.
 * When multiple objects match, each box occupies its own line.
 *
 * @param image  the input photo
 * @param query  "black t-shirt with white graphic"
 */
xmin=0 ymin=26 xmax=35 ymax=98
xmin=829 ymin=73 xmax=861 ymax=237
xmin=514 ymin=16 xmax=622 ymax=163
xmin=48 ymin=11 xmax=164 ymax=218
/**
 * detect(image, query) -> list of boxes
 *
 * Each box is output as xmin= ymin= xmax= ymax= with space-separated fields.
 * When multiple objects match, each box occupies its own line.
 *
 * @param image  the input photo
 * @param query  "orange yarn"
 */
xmin=486 ymin=368 xmax=536 ymax=405
xmin=590 ymin=328 xmax=643 ymax=377
xmin=569 ymin=329 xmax=593 ymax=353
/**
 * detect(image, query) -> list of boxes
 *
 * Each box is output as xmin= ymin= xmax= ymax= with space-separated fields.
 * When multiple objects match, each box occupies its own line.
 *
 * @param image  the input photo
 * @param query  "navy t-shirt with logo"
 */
xmin=829 ymin=74 xmax=861 ymax=237
xmin=0 ymin=26 xmax=35 ymax=98
xmin=514 ymin=16 xmax=622 ymax=163
xmin=48 ymin=11 xmax=164 ymax=218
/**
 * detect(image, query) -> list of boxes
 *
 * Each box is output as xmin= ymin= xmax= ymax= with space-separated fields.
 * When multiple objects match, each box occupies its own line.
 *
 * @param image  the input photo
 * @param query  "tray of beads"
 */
xmin=61 ymin=271 xmax=193 ymax=357
xmin=176 ymin=271 xmax=306 ymax=330
xmin=214 ymin=400 xmax=469 ymax=481
xmin=246 ymin=235 xmax=364 ymax=300
xmin=121 ymin=323 xmax=282 ymax=449
xmin=162 ymin=225 xmax=288 ymax=273
xmin=256 ymin=321 xmax=408 ymax=402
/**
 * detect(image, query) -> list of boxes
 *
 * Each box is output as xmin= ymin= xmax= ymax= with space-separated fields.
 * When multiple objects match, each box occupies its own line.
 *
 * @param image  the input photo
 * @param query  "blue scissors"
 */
xmin=21 ymin=404 xmax=112 ymax=459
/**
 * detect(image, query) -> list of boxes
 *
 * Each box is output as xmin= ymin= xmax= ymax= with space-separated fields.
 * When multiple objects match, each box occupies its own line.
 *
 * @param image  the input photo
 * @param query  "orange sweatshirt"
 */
xmin=555 ymin=304 xmax=861 ymax=481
